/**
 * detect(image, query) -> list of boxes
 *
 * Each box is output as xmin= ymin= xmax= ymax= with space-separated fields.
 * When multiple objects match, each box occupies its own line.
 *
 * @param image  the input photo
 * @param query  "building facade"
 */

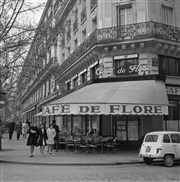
xmin=17 ymin=0 xmax=180 ymax=149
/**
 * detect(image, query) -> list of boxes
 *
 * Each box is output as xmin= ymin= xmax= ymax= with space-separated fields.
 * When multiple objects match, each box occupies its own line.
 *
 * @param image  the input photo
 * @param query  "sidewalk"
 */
xmin=0 ymin=134 xmax=143 ymax=166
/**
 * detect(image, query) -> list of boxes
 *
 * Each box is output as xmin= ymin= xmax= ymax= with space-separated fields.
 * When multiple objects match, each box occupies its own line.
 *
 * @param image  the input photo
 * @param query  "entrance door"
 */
xmin=115 ymin=115 xmax=140 ymax=149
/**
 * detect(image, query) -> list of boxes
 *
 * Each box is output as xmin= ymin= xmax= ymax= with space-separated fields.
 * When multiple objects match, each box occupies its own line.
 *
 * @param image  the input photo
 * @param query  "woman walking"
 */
xmin=22 ymin=121 xmax=29 ymax=139
xmin=46 ymin=123 xmax=56 ymax=154
xmin=26 ymin=123 xmax=39 ymax=157
xmin=37 ymin=123 xmax=48 ymax=156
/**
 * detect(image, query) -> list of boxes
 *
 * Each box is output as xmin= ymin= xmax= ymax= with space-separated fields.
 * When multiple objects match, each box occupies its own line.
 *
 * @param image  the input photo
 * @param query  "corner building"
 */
xmin=18 ymin=0 xmax=180 ymax=149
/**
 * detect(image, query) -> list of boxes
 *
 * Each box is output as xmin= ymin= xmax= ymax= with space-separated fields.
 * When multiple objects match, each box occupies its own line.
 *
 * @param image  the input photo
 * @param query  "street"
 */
xmin=1 ymin=163 xmax=179 ymax=182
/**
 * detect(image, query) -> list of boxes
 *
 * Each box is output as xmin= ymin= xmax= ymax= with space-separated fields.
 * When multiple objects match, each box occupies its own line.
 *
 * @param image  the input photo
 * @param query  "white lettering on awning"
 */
xmin=42 ymin=104 xmax=168 ymax=116
xmin=166 ymin=86 xmax=180 ymax=96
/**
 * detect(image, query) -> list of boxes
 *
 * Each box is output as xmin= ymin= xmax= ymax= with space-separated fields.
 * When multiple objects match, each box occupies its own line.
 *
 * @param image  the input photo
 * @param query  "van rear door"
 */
xmin=140 ymin=134 xmax=159 ymax=156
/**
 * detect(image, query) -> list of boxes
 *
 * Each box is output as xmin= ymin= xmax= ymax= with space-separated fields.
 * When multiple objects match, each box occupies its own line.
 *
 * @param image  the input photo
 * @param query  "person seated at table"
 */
xmin=88 ymin=127 xmax=94 ymax=137
xmin=73 ymin=125 xmax=81 ymax=136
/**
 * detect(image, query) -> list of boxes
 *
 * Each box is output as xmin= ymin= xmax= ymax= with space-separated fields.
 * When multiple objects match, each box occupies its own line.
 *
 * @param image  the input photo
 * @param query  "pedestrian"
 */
xmin=22 ymin=121 xmax=29 ymax=139
xmin=37 ymin=123 xmax=48 ymax=156
xmin=15 ymin=121 xmax=22 ymax=140
xmin=26 ymin=123 xmax=39 ymax=157
xmin=46 ymin=123 xmax=56 ymax=154
xmin=8 ymin=120 xmax=15 ymax=140
xmin=52 ymin=119 xmax=60 ymax=152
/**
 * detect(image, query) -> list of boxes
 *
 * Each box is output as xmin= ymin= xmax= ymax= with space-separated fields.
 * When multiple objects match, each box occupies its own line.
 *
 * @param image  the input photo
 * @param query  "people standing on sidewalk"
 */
xmin=15 ymin=121 xmax=22 ymax=140
xmin=37 ymin=123 xmax=48 ymax=156
xmin=8 ymin=120 xmax=15 ymax=140
xmin=46 ymin=123 xmax=56 ymax=154
xmin=26 ymin=123 xmax=39 ymax=157
xmin=52 ymin=119 xmax=60 ymax=152
xmin=22 ymin=121 xmax=29 ymax=139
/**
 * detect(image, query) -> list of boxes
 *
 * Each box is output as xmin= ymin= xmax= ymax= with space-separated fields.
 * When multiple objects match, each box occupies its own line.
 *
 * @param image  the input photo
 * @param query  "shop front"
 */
xmin=42 ymin=78 xmax=169 ymax=149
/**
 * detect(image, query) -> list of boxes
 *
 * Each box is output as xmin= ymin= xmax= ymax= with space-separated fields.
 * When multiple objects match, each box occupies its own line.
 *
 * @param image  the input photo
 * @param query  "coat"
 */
xmin=37 ymin=128 xmax=48 ymax=146
xmin=47 ymin=128 xmax=56 ymax=145
xmin=8 ymin=122 xmax=15 ymax=134
xmin=26 ymin=126 xmax=39 ymax=146
xmin=22 ymin=123 xmax=29 ymax=135
xmin=15 ymin=122 xmax=22 ymax=134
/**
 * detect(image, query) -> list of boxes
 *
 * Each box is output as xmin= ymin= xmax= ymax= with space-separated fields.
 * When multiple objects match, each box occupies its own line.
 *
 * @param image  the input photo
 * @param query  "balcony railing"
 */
xmin=73 ymin=19 xmax=78 ymax=33
xmin=90 ymin=0 xmax=97 ymax=11
xmin=81 ymin=7 xmax=87 ymax=23
xmin=58 ymin=21 xmax=180 ymax=75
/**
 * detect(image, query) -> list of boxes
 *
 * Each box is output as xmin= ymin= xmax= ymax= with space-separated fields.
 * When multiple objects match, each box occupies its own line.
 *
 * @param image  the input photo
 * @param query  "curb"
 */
xmin=0 ymin=160 xmax=144 ymax=166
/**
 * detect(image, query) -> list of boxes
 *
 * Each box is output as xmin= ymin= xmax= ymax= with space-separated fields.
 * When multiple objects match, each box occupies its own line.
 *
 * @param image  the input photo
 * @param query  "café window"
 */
xmin=159 ymin=55 xmax=180 ymax=76
xmin=66 ymin=81 xmax=71 ymax=91
xmin=72 ymin=76 xmax=78 ymax=88
xmin=80 ymin=70 xmax=87 ymax=83
xmin=91 ymin=64 xmax=99 ymax=79
xmin=163 ymin=100 xmax=180 ymax=131
xmin=114 ymin=55 xmax=138 ymax=76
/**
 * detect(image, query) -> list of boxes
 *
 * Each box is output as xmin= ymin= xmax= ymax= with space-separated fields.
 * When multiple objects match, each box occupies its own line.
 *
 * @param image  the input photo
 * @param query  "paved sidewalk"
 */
xmin=0 ymin=134 xmax=143 ymax=166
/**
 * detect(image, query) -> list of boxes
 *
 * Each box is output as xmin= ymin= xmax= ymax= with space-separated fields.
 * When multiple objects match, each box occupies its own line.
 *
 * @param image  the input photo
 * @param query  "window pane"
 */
xmin=145 ymin=135 xmax=158 ymax=142
xmin=163 ymin=135 xmax=170 ymax=143
xmin=171 ymin=134 xmax=180 ymax=143
xmin=169 ymin=58 xmax=176 ymax=75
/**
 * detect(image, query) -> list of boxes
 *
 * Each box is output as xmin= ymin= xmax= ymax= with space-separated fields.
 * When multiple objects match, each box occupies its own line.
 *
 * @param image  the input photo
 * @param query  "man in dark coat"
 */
xmin=15 ymin=121 xmax=22 ymax=140
xmin=52 ymin=120 xmax=60 ymax=152
xmin=8 ymin=120 xmax=15 ymax=140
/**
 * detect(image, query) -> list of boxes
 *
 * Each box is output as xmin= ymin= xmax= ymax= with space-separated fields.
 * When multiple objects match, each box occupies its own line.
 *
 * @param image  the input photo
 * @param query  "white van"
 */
xmin=139 ymin=131 xmax=180 ymax=167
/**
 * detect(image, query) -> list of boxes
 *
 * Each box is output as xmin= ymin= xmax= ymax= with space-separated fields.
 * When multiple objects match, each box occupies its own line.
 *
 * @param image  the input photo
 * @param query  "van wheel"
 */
xmin=163 ymin=155 xmax=174 ymax=167
xmin=143 ymin=157 xmax=153 ymax=164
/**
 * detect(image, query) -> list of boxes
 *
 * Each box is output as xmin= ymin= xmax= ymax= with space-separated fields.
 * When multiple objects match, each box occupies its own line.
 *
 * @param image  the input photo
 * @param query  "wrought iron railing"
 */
xmin=90 ymin=0 xmax=97 ymax=11
xmin=58 ymin=21 xmax=180 ymax=74
xmin=81 ymin=7 xmax=87 ymax=23
xmin=73 ymin=19 xmax=78 ymax=33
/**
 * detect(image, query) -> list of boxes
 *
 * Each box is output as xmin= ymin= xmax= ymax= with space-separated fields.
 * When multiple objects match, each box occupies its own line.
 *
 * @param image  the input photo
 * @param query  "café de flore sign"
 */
xmin=42 ymin=103 xmax=168 ymax=116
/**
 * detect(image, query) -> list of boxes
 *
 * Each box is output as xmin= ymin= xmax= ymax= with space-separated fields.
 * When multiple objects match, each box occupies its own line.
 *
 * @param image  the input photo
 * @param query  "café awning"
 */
xmin=42 ymin=80 xmax=169 ymax=116
xmin=34 ymin=112 xmax=42 ymax=117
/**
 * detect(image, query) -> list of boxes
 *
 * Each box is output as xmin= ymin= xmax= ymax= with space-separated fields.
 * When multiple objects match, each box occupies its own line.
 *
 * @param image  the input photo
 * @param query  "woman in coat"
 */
xmin=26 ymin=123 xmax=39 ymax=157
xmin=46 ymin=123 xmax=56 ymax=154
xmin=37 ymin=123 xmax=48 ymax=156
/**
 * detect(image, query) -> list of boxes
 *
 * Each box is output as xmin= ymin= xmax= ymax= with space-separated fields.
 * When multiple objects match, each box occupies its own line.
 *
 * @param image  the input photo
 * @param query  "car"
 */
xmin=139 ymin=131 xmax=180 ymax=167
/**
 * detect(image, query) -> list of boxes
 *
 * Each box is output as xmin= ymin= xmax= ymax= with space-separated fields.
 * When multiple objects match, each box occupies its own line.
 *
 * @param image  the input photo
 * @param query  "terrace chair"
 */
xmin=104 ymin=139 xmax=115 ymax=152
xmin=78 ymin=140 xmax=88 ymax=154
xmin=88 ymin=141 xmax=97 ymax=153
xmin=65 ymin=140 xmax=75 ymax=152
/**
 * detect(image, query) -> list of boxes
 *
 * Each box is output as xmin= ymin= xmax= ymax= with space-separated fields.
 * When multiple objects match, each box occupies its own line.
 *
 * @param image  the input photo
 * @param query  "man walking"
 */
xmin=8 ymin=120 xmax=15 ymax=140
xmin=15 ymin=121 xmax=22 ymax=140
xmin=52 ymin=120 xmax=60 ymax=152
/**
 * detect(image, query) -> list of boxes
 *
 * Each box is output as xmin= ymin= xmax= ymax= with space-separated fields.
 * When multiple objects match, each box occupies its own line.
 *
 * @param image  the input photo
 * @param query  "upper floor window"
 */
xmin=73 ymin=76 xmax=78 ymax=88
xmin=66 ymin=81 xmax=71 ymax=91
xmin=161 ymin=5 xmax=173 ymax=25
xmin=91 ymin=64 xmax=99 ymax=79
xmin=81 ymin=71 xmax=87 ymax=83
xmin=117 ymin=5 xmax=133 ymax=26
xmin=159 ymin=55 xmax=180 ymax=76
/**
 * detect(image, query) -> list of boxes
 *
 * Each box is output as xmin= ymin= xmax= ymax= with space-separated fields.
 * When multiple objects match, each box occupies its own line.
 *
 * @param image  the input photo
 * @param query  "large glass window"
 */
xmin=163 ymin=100 xmax=180 ymax=131
xmin=159 ymin=55 xmax=180 ymax=76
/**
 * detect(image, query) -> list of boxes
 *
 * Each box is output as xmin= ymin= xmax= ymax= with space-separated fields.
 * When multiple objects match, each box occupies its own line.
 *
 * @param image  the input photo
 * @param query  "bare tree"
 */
xmin=0 ymin=0 xmax=46 ymax=93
